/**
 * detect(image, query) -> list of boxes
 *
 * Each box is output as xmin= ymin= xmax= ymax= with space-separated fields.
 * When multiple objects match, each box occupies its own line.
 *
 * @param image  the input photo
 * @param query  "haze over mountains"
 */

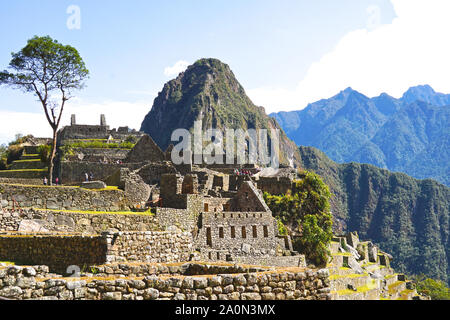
xmin=271 ymin=85 xmax=450 ymax=186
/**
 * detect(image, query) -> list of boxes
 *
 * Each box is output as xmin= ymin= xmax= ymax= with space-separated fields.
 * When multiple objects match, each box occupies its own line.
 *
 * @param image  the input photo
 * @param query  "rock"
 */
xmin=241 ymin=292 xmax=261 ymax=300
xmin=0 ymin=286 xmax=23 ymax=298
xmin=18 ymin=220 xmax=48 ymax=232
xmin=367 ymin=242 xmax=378 ymax=263
xmin=102 ymin=292 xmax=122 ymax=300
xmin=347 ymin=256 xmax=364 ymax=274
xmin=241 ymin=243 xmax=252 ymax=254
xmin=54 ymin=215 xmax=75 ymax=229
xmin=23 ymin=267 xmax=37 ymax=277
xmin=81 ymin=181 xmax=107 ymax=189
xmin=143 ymin=288 xmax=159 ymax=300
xmin=347 ymin=284 xmax=357 ymax=291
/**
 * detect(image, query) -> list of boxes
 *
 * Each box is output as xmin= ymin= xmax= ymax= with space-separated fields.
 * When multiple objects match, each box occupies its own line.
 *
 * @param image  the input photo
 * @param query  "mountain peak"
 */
xmin=140 ymin=58 xmax=301 ymax=166
xmin=400 ymin=84 xmax=450 ymax=106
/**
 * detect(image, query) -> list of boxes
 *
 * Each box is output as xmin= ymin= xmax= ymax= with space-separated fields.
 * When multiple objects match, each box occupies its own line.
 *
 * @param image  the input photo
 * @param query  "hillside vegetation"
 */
xmin=297 ymin=146 xmax=450 ymax=285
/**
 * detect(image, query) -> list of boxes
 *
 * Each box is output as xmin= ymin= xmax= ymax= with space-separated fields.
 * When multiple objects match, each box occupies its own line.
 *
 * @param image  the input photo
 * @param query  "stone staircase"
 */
xmin=0 ymin=146 xmax=48 ymax=180
xmin=327 ymin=232 xmax=422 ymax=300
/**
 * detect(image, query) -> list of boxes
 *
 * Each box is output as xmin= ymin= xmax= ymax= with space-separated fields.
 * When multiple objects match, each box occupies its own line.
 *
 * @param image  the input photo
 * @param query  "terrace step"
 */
xmin=329 ymin=273 xmax=371 ymax=291
xmin=9 ymin=160 xmax=47 ymax=170
xmin=0 ymin=168 xmax=47 ymax=179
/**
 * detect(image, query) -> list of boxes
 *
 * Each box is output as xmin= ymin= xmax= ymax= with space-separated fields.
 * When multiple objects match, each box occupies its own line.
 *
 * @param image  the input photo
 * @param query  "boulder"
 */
xmin=81 ymin=181 xmax=107 ymax=189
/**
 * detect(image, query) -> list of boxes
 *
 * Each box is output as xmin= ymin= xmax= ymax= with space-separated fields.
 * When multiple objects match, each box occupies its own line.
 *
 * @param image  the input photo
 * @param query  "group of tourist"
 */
xmin=234 ymin=168 xmax=253 ymax=176
xmin=42 ymin=177 xmax=60 ymax=186
xmin=84 ymin=172 xmax=94 ymax=182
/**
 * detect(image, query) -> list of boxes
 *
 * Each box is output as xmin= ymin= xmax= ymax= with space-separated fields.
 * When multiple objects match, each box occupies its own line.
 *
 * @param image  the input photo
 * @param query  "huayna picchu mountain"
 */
xmin=271 ymin=85 xmax=450 ymax=186
xmin=140 ymin=58 xmax=300 ymax=166
xmin=297 ymin=146 xmax=450 ymax=285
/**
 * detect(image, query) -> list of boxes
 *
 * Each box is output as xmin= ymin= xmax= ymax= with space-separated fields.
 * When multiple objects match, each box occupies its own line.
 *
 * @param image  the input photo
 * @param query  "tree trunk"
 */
xmin=48 ymin=129 xmax=58 ymax=186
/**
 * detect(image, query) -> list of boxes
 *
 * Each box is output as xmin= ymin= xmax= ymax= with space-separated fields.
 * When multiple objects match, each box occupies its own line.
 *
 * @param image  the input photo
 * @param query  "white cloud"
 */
xmin=0 ymin=99 xmax=150 ymax=144
xmin=248 ymin=0 xmax=450 ymax=113
xmin=164 ymin=60 xmax=189 ymax=77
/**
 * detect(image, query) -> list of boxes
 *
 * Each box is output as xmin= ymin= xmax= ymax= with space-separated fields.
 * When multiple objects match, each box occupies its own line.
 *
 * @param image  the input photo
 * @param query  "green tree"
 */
xmin=414 ymin=275 xmax=450 ymax=300
xmin=0 ymin=36 xmax=89 ymax=184
xmin=264 ymin=171 xmax=333 ymax=266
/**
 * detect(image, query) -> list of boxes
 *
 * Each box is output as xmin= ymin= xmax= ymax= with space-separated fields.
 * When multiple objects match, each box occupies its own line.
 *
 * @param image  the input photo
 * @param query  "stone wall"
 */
xmin=125 ymin=135 xmax=165 ymax=163
xmin=0 ymin=230 xmax=194 ymax=274
xmin=0 ymin=264 xmax=331 ymax=300
xmin=104 ymin=231 xmax=193 ymax=264
xmin=0 ymin=178 xmax=43 ymax=185
xmin=135 ymin=162 xmax=177 ymax=185
xmin=60 ymin=161 xmax=142 ymax=184
xmin=196 ymin=211 xmax=279 ymax=255
xmin=0 ymin=233 xmax=107 ymax=274
xmin=0 ymin=209 xmax=160 ymax=233
xmin=0 ymin=183 xmax=131 ymax=211
xmin=64 ymin=148 xmax=130 ymax=162
xmin=256 ymin=177 xmax=294 ymax=195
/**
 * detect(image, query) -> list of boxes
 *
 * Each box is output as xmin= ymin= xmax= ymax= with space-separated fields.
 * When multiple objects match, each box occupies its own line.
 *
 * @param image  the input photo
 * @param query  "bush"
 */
xmin=37 ymin=144 xmax=52 ymax=163
xmin=0 ymin=145 xmax=7 ymax=170
xmin=414 ymin=275 xmax=450 ymax=300
xmin=125 ymin=135 xmax=137 ymax=143
xmin=6 ymin=144 xmax=23 ymax=164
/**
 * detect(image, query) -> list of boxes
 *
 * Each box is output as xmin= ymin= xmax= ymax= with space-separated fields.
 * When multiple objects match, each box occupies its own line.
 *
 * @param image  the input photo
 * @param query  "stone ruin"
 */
xmin=0 ymin=130 xmax=426 ymax=300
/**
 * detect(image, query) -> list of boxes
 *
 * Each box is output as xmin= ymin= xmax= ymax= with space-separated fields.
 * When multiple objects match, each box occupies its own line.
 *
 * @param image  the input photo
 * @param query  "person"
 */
xmin=55 ymin=177 xmax=59 ymax=185
xmin=89 ymin=172 xmax=94 ymax=181
xmin=43 ymin=177 xmax=48 ymax=185
xmin=84 ymin=172 xmax=89 ymax=182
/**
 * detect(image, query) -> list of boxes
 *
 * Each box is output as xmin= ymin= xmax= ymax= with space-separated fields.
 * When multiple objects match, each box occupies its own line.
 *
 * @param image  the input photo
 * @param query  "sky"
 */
xmin=0 ymin=0 xmax=448 ymax=144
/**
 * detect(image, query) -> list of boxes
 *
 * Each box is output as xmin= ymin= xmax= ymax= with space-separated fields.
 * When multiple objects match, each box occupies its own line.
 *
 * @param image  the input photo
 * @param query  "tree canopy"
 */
xmin=0 ymin=35 xmax=89 ymax=183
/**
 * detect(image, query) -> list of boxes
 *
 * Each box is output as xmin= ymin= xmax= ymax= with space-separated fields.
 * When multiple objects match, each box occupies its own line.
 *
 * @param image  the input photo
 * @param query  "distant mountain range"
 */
xmin=271 ymin=85 xmax=450 ymax=186
xmin=297 ymin=146 xmax=449 ymax=285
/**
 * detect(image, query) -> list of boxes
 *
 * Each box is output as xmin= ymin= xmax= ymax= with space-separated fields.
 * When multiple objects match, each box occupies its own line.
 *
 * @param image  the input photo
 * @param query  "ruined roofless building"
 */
xmin=58 ymin=114 xmax=144 ymax=142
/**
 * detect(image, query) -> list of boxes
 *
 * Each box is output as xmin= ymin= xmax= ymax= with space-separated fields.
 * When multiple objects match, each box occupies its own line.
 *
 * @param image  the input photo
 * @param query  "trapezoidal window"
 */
xmin=241 ymin=226 xmax=246 ymax=238
xmin=219 ymin=227 xmax=224 ymax=238
xmin=231 ymin=226 xmax=236 ymax=238
xmin=204 ymin=203 xmax=209 ymax=212
xmin=263 ymin=225 xmax=269 ymax=238
xmin=252 ymin=225 xmax=257 ymax=238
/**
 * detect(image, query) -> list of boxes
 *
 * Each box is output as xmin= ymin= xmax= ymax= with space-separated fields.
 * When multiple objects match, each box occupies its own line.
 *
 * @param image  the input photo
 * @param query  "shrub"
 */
xmin=38 ymin=144 xmax=52 ymax=163
xmin=125 ymin=135 xmax=137 ymax=143
xmin=414 ymin=275 xmax=450 ymax=300
xmin=6 ymin=144 xmax=24 ymax=164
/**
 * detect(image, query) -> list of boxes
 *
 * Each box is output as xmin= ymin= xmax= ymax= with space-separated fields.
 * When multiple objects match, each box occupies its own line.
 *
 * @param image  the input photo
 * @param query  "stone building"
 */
xmin=58 ymin=114 xmax=144 ymax=142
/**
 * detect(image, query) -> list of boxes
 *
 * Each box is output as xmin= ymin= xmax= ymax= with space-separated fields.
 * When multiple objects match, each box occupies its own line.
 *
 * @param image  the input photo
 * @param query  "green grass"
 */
xmin=13 ymin=159 xmax=42 ymax=163
xmin=333 ymin=252 xmax=352 ymax=257
xmin=0 ymin=169 xmax=47 ymax=172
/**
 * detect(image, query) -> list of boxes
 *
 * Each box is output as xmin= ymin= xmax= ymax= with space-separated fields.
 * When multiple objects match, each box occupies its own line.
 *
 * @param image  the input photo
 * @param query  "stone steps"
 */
xmin=330 ymin=273 xmax=371 ymax=291
xmin=330 ymin=280 xmax=381 ymax=300
xmin=20 ymin=154 xmax=40 ymax=160
xmin=24 ymin=146 xmax=40 ymax=155
xmin=328 ymin=266 xmax=356 ymax=276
